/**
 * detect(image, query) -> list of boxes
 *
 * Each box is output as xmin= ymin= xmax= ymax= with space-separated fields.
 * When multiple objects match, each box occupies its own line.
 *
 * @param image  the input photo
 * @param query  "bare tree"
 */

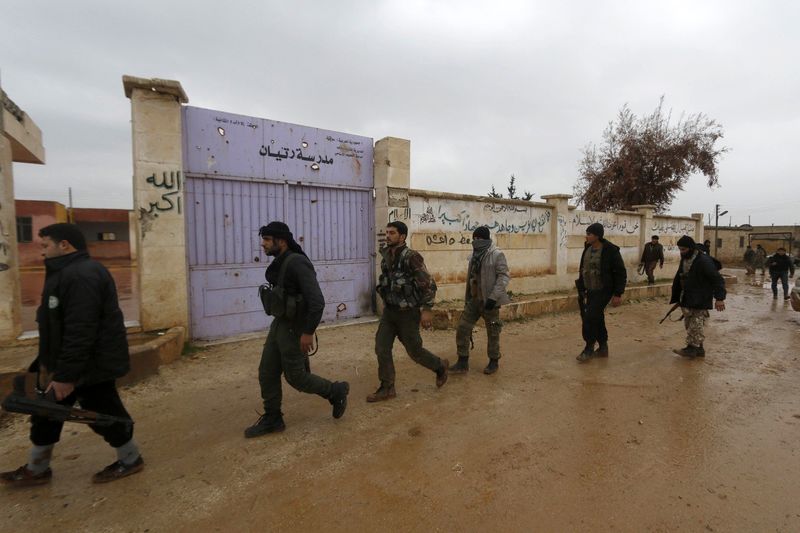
xmin=574 ymin=97 xmax=728 ymax=212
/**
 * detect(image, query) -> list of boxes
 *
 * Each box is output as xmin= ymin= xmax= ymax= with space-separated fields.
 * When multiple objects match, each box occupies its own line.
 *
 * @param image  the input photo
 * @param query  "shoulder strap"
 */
xmin=277 ymin=253 xmax=298 ymax=287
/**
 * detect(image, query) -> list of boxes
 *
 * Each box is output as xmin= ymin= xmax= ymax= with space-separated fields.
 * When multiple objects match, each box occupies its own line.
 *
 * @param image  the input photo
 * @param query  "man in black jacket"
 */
xmin=1 ymin=224 xmax=142 ymax=488
xmin=639 ymin=235 xmax=665 ymax=285
xmin=576 ymin=223 xmax=627 ymax=362
xmin=245 ymin=222 xmax=349 ymax=438
xmin=766 ymin=247 xmax=795 ymax=300
xmin=670 ymin=235 xmax=726 ymax=358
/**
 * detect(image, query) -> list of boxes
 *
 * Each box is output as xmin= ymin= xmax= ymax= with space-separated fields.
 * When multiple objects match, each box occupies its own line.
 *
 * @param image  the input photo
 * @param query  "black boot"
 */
xmin=576 ymin=344 xmax=594 ymax=363
xmin=483 ymin=359 xmax=499 ymax=375
xmin=695 ymin=344 xmax=705 ymax=357
xmin=449 ymin=357 xmax=469 ymax=374
xmin=594 ymin=342 xmax=609 ymax=357
xmin=329 ymin=381 xmax=350 ymax=419
xmin=672 ymin=345 xmax=698 ymax=358
xmin=244 ymin=412 xmax=286 ymax=438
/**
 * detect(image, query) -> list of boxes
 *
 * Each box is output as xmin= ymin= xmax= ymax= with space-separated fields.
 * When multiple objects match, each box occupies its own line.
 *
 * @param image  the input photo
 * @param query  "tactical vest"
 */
xmin=377 ymin=247 xmax=423 ymax=309
xmin=259 ymin=253 xmax=305 ymax=319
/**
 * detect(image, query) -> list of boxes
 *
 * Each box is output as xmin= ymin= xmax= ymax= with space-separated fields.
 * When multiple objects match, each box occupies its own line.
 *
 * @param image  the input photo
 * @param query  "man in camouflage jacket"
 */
xmin=367 ymin=221 xmax=449 ymax=402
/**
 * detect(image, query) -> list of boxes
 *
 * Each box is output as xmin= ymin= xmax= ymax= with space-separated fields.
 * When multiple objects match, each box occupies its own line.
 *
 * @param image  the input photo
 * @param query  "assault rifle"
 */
xmin=659 ymin=303 xmax=683 ymax=324
xmin=1 ymin=374 xmax=133 ymax=428
xmin=575 ymin=279 xmax=586 ymax=318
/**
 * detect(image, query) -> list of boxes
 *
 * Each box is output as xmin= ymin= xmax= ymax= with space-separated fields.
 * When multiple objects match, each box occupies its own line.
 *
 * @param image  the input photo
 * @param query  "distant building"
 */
xmin=14 ymin=200 xmax=134 ymax=267
xmin=704 ymin=224 xmax=799 ymax=263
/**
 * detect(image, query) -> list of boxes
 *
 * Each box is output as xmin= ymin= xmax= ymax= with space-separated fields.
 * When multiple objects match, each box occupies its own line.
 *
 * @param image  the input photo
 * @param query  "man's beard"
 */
xmin=680 ymin=250 xmax=694 ymax=259
xmin=266 ymin=245 xmax=281 ymax=257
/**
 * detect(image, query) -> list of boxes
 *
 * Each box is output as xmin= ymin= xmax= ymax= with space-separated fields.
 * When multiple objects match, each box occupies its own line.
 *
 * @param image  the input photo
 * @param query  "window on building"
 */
xmin=716 ymin=238 xmax=723 ymax=248
xmin=97 ymin=232 xmax=117 ymax=241
xmin=16 ymin=217 xmax=33 ymax=243
xmin=739 ymin=236 xmax=745 ymax=248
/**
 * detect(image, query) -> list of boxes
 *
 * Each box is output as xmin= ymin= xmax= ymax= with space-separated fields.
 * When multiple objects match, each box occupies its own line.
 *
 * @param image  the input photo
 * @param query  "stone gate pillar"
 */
xmin=122 ymin=76 xmax=190 ymax=333
xmin=541 ymin=194 xmax=572 ymax=279
xmin=373 ymin=137 xmax=410 ymax=312
xmin=0 ymin=88 xmax=45 ymax=342
xmin=633 ymin=204 xmax=655 ymax=277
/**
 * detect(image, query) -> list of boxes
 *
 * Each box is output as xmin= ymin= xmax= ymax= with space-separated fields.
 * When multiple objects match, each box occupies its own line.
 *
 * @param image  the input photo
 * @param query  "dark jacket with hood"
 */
xmin=670 ymin=250 xmax=726 ymax=309
xmin=265 ymin=250 xmax=325 ymax=334
xmin=577 ymin=238 xmax=627 ymax=296
xmin=32 ymin=251 xmax=129 ymax=385
xmin=766 ymin=253 xmax=795 ymax=275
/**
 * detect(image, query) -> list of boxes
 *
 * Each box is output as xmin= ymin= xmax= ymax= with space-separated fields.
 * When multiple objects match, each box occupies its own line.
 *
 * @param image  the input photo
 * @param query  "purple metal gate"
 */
xmin=183 ymin=107 xmax=374 ymax=339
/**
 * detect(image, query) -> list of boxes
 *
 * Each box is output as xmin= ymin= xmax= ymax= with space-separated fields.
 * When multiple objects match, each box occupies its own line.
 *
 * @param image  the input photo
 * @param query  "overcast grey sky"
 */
xmin=2 ymin=0 xmax=798 ymax=225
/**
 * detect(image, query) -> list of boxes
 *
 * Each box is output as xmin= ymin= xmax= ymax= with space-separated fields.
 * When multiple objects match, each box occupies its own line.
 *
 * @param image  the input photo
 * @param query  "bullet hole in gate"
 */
xmin=301 ymin=141 xmax=309 ymax=148
xmin=254 ymin=257 xmax=260 ymax=262
xmin=217 ymin=127 xmax=225 ymax=136
xmin=311 ymin=163 xmax=320 ymax=171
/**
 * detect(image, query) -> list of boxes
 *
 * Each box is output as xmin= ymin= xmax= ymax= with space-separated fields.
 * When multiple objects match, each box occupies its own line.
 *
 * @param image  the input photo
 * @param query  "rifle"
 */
xmin=659 ymin=303 xmax=683 ymax=324
xmin=2 ymin=394 xmax=133 ymax=428
xmin=575 ymin=279 xmax=586 ymax=318
xmin=1 ymin=374 xmax=133 ymax=428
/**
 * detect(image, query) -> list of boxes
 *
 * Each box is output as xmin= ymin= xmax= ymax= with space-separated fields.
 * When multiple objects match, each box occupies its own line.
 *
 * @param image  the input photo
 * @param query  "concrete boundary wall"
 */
xmin=391 ymin=189 xmax=703 ymax=302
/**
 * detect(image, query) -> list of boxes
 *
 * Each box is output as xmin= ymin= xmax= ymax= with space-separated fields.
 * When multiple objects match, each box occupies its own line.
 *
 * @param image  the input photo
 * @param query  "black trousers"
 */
xmin=30 ymin=380 xmax=134 ymax=448
xmin=582 ymin=289 xmax=613 ymax=346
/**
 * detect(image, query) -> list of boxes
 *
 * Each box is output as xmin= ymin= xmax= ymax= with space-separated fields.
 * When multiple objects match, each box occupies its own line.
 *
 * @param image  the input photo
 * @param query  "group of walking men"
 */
xmin=2 ymin=219 xmax=730 ymax=487
xmin=744 ymin=244 xmax=795 ymax=300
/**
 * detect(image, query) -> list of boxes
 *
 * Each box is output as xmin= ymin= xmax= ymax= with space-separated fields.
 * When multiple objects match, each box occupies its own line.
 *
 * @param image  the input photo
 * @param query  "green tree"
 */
xmin=488 ymin=174 xmax=534 ymax=201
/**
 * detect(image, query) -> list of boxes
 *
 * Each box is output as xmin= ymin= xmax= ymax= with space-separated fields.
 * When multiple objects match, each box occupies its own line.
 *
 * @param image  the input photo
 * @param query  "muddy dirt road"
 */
xmin=1 ymin=271 xmax=799 ymax=532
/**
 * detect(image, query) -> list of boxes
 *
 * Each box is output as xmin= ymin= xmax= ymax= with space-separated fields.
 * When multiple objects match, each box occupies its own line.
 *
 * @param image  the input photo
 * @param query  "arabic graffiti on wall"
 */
xmin=425 ymin=233 xmax=473 ymax=247
xmin=139 ymin=170 xmax=183 ymax=240
xmin=569 ymin=212 xmax=641 ymax=236
xmin=558 ymin=215 xmax=568 ymax=248
xmin=409 ymin=196 xmax=552 ymax=235
xmin=650 ymin=218 xmax=697 ymax=236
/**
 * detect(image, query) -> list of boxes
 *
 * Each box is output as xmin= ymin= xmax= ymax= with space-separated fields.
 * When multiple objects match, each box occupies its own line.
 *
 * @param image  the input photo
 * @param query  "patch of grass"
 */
xmin=181 ymin=342 xmax=207 ymax=357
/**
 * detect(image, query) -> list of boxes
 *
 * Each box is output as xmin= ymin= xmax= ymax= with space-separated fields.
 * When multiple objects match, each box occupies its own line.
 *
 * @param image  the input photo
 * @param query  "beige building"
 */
xmin=707 ymin=225 xmax=799 ymax=264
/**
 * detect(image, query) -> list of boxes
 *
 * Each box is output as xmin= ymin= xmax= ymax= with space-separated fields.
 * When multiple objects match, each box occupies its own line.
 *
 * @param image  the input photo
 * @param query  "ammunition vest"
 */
xmin=377 ymin=247 xmax=422 ymax=309
xmin=259 ymin=253 xmax=305 ymax=319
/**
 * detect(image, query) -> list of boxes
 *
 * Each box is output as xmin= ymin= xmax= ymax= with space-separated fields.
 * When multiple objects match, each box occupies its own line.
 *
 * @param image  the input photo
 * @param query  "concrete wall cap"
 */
xmin=409 ymin=188 xmax=551 ymax=208
xmin=540 ymin=194 xmax=573 ymax=200
xmin=122 ymin=75 xmax=189 ymax=103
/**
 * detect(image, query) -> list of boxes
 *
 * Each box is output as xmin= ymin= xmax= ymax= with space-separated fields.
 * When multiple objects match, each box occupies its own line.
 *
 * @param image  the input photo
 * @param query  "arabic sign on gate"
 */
xmin=181 ymin=106 xmax=375 ymax=339
xmin=183 ymin=106 xmax=373 ymax=188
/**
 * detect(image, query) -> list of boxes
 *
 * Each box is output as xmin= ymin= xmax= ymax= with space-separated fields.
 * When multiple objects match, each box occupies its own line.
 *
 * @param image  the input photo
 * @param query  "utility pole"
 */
xmin=714 ymin=204 xmax=729 ymax=257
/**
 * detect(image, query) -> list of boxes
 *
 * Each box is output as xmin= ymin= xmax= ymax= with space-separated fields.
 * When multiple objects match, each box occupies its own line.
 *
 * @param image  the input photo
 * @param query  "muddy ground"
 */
xmin=1 ymin=270 xmax=798 ymax=532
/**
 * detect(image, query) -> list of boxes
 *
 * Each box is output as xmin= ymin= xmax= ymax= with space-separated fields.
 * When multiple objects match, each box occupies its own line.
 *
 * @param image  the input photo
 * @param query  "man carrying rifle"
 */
xmin=575 ymin=223 xmax=627 ymax=363
xmin=670 ymin=235 xmax=726 ymax=358
xmin=1 ymin=224 xmax=142 ymax=487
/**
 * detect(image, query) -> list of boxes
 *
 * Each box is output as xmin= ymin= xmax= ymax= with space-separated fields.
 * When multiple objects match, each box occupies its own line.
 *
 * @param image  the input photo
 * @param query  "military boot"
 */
xmin=483 ymin=359 xmax=499 ymax=375
xmin=244 ymin=412 xmax=286 ymax=438
xmin=594 ymin=342 xmax=609 ymax=358
xmin=672 ymin=345 xmax=699 ymax=358
xmin=449 ymin=357 xmax=469 ymax=374
xmin=576 ymin=344 xmax=594 ymax=363
xmin=328 ymin=381 xmax=350 ymax=419
xmin=695 ymin=344 xmax=705 ymax=357
xmin=366 ymin=385 xmax=396 ymax=403
xmin=436 ymin=359 xmax=450 ymax=388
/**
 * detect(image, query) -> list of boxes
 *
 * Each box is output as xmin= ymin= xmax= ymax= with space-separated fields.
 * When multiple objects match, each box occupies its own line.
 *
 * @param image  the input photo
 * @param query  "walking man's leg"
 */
xmin=397 ymin=309 xmax=449 ymax=387
xmin=368 ymin=311 xmax=398 ymax=402
xmin=484 ymin=307 xmax=503 ymax=374
xmin=246 ymin=323 xmax=287 ymax=438
xmin=453 ymin=300 xmax=481 ymax=373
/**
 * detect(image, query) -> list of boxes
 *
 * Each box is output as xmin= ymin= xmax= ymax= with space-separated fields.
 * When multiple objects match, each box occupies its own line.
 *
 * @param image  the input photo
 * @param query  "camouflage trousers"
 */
xmin=456 ymin=299 xmax=503 ymax=359
xmin=682 ymin=307 xmax=709 ymax=348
